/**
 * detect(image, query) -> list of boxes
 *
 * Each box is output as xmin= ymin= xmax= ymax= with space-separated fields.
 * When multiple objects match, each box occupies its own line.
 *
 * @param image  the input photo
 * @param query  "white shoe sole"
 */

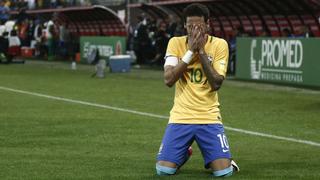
xmin=231 ymin=160 xmax=240 ymax=172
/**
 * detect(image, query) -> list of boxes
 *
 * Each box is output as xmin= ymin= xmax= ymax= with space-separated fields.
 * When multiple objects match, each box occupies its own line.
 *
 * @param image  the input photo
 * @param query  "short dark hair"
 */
xmin=183 ymin=3 xmax=210 ymax=23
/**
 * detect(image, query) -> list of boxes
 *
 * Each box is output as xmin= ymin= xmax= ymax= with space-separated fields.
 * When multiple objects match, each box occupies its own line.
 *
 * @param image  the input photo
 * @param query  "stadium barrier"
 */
xmin=236 ymin=37 xmax=320 ymax=87
xmin=80 ymin=36 xmax=126 ymax=63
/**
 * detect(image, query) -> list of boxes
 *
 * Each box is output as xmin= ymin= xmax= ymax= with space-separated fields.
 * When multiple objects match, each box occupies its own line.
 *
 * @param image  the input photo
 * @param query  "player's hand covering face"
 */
xmin=185 ymin=16 xmax=208 ymax=52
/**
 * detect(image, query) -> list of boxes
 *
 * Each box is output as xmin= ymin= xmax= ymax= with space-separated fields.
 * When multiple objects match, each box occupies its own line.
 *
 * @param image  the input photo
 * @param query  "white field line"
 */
xmin=0 ymin=86 xmax=319 ymax=147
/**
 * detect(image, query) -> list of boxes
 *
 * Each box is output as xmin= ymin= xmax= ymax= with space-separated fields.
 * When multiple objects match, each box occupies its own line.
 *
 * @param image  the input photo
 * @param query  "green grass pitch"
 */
xmin=0 ymin=61 xmax=319 ymax=179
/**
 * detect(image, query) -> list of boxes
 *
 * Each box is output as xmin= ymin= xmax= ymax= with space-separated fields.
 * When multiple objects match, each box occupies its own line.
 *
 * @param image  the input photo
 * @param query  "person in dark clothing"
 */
xmin=133 ymin=14 xmax=152 ymax=65
xmin=0 ymin=32 xmax=11 ymax=64
xmin=16 ymin=8 xmax=28 ymax=24
xmin=150 ymin=22 xmax=170 ymax=66
xmin=27 ymin=19 xmax=35 ymax=47
xmin=166 ymin=15 xmax=178 ymax=38
xmin=64 ymin=23 xmax=74 ymax=61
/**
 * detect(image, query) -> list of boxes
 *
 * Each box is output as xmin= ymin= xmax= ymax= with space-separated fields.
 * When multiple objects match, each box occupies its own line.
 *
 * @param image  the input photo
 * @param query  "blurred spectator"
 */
xmin=281 ymin=28 xmax=294 ymax=37
xmin=260 ymin=26 xmax=271 ymax=37
xmin=33 ymin=21 xmax=43 ymax=57
xmin=16 ymin=0 xmax=27 ymax=10
xmin=150 ymin=21 xmax=169 ymax=66
xmin=4 ymin=0 xmax=11 ymax=8
xmin=28 ymin=0 xmax=36 ymax=9
xmin=0 ymin=26 xmax=9 ymax=63
xmin=8 ymin=30 xmax=24 ymax=63
xmin=9 ymin=30 xmax=21 ymax=47
xmin=126 ymin=22 xmax=135 ymax=51
xmin=295 ymin=25 xmax=314 ymax=38
xmin=37 ymin=0 xmax=44 ymax=8
xmin=228 ymin=29 xmax=237 ymax=75
xmin=18 ymin=19 xmax=29 ymax=46
xmin=235 ymin=26 xmax=250 ymax=37
xmin=133 ymin=14 xmax=152 ymax=65
xmin=16 ymin=8 xmax=28 ymax=24
xmin=66 ymin=0 xmax=76 ymax=6
xmin=27 ymin=18 xmax=35 ymax=46
xmin=47 ymin=22 xmax=55 ymax=60
xmin=0 ymin=1 xmax=10 ymax=23
xmin=64 ymin=23 xmax=75 ymax=60
xmin=4 ymin=20 xmax=15 ymax=36
xmin=59 ymin=22 xmax=66 ymax=45
xmin=148 ymin=18 xmax=157 ymax=34
xmin=58 ymin=22 xmax=72 ymax=58
xmin=166 ymin=15 xmax=177 ymax=38
xmin=7 ymin=30 xmax=21 ymax=63
xmin=42 ymin=0 xmax=50 ymax=8
xmin=50 ymin=0 xmax=57 ymax=8
xmin=174 ymin=22 xmax=185 ymax=36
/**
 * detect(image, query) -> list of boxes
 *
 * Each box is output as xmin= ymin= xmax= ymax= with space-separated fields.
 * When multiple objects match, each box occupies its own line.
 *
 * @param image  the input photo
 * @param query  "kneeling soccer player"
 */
xmin=155 ymin=3 xmax=239 ymax=177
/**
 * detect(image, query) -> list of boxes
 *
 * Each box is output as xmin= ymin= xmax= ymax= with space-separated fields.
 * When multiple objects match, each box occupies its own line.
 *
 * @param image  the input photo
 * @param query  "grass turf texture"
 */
xmin=0 ymin=61 xmax=319 ymax=179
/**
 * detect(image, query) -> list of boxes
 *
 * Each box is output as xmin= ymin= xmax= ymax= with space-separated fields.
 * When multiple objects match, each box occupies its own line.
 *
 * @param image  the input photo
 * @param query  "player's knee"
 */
xmin=156 ymin=163 xmax=177 ymax=175
xmin=212 ymin=165 xmax=233 ymax=177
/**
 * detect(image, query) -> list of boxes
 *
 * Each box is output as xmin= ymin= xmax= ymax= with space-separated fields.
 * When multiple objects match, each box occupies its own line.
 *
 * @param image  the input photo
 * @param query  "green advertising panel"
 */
xmin=80 ymin=36 xmax=126 ymax=63
xmin=236 ymin=37 xmax=320 ymax=87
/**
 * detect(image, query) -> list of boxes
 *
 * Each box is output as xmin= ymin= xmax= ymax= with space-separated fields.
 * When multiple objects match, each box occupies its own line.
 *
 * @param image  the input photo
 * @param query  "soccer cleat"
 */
xmin=231 ymin=160 xmax=240 ymax=172
xmin=178 ymin=146 xmax=193 ymax=169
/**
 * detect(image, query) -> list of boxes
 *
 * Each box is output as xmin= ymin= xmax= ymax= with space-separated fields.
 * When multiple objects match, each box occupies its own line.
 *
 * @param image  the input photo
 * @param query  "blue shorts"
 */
xmin=157 ymin=124 xmax=232 ymax=168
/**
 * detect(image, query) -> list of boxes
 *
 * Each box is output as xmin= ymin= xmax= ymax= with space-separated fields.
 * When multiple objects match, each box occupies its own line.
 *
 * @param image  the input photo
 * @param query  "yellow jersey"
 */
xmin=166 ymin=36 xmax=229 ymax=124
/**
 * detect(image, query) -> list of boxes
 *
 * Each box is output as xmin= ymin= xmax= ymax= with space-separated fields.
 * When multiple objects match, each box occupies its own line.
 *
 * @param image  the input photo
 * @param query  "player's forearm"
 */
xmin=199 ymin=53 xmax=224 ymax=91
xmin=164 ymin=63 xmax=188 ymax=87
xmin=164 ymin=50 xmax=193 ymax=87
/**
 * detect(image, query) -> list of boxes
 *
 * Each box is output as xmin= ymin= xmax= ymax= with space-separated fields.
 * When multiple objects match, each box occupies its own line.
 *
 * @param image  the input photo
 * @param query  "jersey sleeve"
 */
xmin=165 ymin=37 xmax=179 ymax=58
xmin=213 ymin=39 xmax=229 ymax=77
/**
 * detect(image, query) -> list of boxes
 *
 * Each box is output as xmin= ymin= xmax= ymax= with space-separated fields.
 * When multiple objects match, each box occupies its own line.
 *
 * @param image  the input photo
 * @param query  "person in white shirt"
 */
xmin=9 ymin=30 xmax=21 ymax=47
